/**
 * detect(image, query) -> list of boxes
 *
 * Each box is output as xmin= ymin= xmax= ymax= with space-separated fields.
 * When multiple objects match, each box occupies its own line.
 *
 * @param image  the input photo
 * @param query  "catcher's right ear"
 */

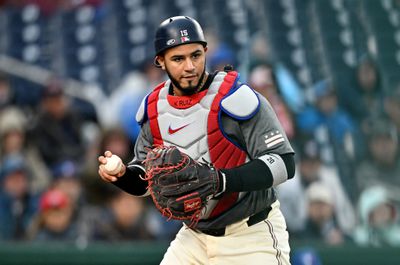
xmin=136 ymin=95 xmax=149 ymax=125
xmin=156 ymin=55 xmax=166 ymax=70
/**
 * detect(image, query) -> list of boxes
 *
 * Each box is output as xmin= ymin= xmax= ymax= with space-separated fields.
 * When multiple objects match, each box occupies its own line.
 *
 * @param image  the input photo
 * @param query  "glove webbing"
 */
xmin=143 ymin=146 xmax=203 ymax=227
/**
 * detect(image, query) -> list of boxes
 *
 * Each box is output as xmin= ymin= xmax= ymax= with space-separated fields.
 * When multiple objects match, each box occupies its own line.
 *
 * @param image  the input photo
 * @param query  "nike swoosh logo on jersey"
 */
xmin=168 ymin=123 xmax=190 ymax=135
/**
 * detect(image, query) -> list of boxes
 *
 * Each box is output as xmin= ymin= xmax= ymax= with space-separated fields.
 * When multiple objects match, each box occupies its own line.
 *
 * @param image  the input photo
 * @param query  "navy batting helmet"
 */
xmin=154 ymin=16 xmax=207 ymax=65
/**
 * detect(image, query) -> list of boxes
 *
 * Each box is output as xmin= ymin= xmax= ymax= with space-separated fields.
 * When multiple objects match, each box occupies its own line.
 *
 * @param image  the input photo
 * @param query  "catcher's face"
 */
xmin=157 ymin=43 xmax=207 ymax=96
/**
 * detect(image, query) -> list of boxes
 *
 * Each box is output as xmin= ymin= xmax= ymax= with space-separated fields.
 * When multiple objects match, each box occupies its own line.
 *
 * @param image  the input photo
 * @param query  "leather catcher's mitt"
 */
xmin=143 ymin=145 xmax=221 ymax=225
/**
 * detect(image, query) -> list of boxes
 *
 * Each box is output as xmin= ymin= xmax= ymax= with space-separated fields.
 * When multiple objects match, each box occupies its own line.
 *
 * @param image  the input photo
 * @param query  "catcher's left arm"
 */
xmin=143 ymin=145 xmax=224 ymax=224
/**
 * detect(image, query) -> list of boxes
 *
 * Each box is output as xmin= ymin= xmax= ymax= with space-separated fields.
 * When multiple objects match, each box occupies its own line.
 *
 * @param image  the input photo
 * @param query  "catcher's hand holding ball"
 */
xmin=98 ymin=151 xmax=126 ymax=182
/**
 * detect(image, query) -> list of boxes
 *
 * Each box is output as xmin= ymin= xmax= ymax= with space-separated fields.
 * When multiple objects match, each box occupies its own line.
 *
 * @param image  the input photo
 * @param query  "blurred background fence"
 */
xmin=0 ymin=241 xmax=399 ymax=265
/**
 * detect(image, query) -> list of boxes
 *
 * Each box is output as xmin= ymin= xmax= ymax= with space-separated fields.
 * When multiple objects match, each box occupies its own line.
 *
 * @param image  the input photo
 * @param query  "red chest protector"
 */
xmin=145 ymin=71 xmax=247 ymax=218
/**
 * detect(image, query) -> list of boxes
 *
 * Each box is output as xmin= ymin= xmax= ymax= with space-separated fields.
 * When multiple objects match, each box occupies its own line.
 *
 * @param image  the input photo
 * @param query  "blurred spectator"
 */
xmin=277 ymin=138 xmax=356 ymax=236
xmin=0 ymin=71 xmax=16 ymax=110
xmin=297 ymin=79 xmax=356 ymax=153
xmin=0 ymin=107 xmax=51 ymax=193
xmin=274 ymin=171 xmax=306 ymax=235
xmin=296 ymin=79 xmax=359 ymax=199
xmin=0 ymin=155 xmax=39 ymax=240
xmin=31 ymin=79 xmax=86 ymax=169
xmin=291 ymin=247 xmax=323 ymax=265
xmin=97 ymin=127 xmax=135 ymax=163
xmin=145 ymin=207 xmax=182 ymax=241
xmin=355 ymin=117 xmax=400 ymax=195
xmin=248 ymin=31 xmax=272 ymax=65
xmin=82 ymin=127 xmax=133 ymax=205
xmin=273 ymin=63 xmax=306 ymax=114
xmin=88 ymin=127 xmax=133 ymax=170
xmin=353 ymin=186 xmax=400 ymax=247
xmin=248 ymin=31 xmax=305 ymax=112
xmin=50 ymin=160 xmax=84 ymax=209
xmin=383 ymin=84 xmax=400 ymax=134
xmin=208 ymin=42 xmax=236 ymax=72
xmin=82 ymin=188 xmax=154 ymax=242
xmin=249 ymin=59 xmax=305 ymax=114
xmin=0 ymin=71 xmax=41 ymax=110
xmin=70 ymin=96 xmax=99 ymax=125
xmin=6 ymin=0 xmax=104 ymax=16
xmin=27 ymin=188 xmax=81 ymax=242
xmin=100 ymin=60 xmax=164 ymax=143
xmin=300 ymin=182 xmax=349 ymax=246
xmin=338 ymin=56 xmax=384 ymax=123
xmin=118 ymin=61 xmax=165 ymax=143
xmin=248 ymin=62 xmax=296 ymax=139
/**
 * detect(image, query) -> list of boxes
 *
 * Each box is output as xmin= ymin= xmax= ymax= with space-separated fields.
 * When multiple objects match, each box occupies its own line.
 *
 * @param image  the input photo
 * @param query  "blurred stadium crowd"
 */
xmin=1 ymin=0 xmax=400 ymax=251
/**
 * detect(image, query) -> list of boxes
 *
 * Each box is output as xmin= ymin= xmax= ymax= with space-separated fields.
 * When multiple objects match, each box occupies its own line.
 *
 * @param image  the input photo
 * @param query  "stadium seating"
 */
xmin=361 ymin=0 xmax=400 ymax=91
xmin=0 ymin=0 xmax=399 ymax=94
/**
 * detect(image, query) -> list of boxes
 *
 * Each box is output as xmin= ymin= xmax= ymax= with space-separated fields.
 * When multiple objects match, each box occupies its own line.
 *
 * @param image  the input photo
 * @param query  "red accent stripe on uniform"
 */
xmin=147 ymin=82 xmax=166 ymax=146
xmin=207 ymin=71 xmax=247 ymax=218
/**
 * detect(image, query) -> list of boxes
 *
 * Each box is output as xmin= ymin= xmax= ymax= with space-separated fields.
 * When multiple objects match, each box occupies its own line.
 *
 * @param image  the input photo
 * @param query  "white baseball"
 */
xmin=104 ymin=155 xmax=123 ymax=175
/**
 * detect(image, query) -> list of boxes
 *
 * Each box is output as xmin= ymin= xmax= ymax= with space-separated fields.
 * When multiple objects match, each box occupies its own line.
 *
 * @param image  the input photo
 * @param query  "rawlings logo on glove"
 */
xmin=143 ymin=145 xmax=221 ymax=226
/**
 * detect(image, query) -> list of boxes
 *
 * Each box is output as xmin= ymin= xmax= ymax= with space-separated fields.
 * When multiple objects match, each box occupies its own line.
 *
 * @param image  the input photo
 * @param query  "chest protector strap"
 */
xmin=207 ymin=71 xmax=247 ymax=218
xmin=147 ymin=82 xmax=166 ymax=146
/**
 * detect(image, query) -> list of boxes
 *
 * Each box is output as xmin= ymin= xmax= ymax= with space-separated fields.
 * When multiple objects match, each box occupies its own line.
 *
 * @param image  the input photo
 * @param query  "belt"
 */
xmin=196 ymin=206 xmax=272 ymax=237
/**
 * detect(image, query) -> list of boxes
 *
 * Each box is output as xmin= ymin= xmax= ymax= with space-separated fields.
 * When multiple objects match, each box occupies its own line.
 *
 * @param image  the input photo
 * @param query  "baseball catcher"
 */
xmin=98 ymin=16 xmax=296 ymax=265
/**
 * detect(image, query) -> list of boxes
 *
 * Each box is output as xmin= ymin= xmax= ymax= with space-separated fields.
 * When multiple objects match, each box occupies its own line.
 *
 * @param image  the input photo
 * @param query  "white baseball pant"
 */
xmin=160 ymin=200 xmax=291 ymax=265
